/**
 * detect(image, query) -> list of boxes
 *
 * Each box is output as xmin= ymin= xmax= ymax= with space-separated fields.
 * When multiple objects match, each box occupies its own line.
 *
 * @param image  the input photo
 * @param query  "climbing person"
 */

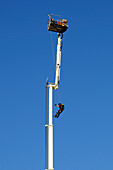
xmin=54 ymin=103 xmax=64 ymax=118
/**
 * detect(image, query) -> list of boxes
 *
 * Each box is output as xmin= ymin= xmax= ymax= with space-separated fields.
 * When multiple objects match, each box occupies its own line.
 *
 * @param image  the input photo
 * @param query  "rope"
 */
xmin=58 ymin=88 xmax=60 ymax=103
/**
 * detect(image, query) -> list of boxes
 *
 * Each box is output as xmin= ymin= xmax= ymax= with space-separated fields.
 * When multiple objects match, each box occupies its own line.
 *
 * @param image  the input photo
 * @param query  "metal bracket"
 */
xmin=45 ymin=168 xmax=54 ymax=170
xmin=45 ymin=124 xmax=53 ymax=127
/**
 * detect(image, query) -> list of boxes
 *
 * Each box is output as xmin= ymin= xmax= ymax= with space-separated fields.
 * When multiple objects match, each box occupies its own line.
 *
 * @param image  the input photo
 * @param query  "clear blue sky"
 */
xmin=0 ymin=0 xmax=113 ymax=170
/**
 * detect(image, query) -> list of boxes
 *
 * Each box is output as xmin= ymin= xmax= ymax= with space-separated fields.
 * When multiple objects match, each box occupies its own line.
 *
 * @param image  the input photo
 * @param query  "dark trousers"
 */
xmin=56 ymin=109 xmax=62 ymax=118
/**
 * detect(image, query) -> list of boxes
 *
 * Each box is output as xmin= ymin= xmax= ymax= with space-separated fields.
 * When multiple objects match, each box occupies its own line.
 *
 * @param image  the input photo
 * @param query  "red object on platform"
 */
xmin=57 ymin=21 xmax=61 ymax=25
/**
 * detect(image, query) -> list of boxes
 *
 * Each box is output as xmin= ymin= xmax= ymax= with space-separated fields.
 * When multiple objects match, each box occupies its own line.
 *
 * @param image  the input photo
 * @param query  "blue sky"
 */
xmin=0 ymin=0 xmax=113 ymax=170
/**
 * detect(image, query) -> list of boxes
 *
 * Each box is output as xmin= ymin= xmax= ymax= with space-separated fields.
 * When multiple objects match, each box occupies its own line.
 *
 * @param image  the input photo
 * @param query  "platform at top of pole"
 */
xmin=48 ymin=14 xmax=68 ymax=33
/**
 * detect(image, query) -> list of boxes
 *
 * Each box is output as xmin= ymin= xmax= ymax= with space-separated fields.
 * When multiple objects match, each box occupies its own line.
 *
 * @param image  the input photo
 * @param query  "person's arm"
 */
xmin=54 ymin=104 xmax=59 ymax=107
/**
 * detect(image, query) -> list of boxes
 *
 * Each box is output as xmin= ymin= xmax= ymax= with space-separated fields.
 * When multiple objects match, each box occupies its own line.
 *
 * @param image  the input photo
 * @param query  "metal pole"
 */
xmin=55 ymin=34 xmax=62 ymax=89
xmin=45 ymin=85 xmax=47 ymax=170
xmin=48 ymin=85 xmax=54 ymax=170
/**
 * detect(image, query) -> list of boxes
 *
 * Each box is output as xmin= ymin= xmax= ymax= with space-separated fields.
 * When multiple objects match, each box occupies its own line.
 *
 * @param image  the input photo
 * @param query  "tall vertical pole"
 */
xmin=48 ymin=85 xmax=54 ymax=170
xmin=45 ymin=85 xmax=47 ymax=170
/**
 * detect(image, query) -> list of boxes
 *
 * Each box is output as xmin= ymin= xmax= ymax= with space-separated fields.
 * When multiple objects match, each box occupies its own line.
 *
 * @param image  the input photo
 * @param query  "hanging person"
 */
xmin=54 ymin=103 xmax=64 ymax=118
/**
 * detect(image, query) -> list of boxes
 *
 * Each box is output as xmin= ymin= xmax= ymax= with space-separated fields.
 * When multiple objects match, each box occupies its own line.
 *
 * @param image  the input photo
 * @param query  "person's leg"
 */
xmin=56 ymin=110 xmax=60 ymax=117
xmin=57 ymin=110 xmax=62 ymax=118
xmin=54 ymin=110 xmax=59 ymax=118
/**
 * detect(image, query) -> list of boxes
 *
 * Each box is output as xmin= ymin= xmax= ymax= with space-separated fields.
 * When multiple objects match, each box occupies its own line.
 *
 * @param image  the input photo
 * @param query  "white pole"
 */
xmin=55 ymin=34 xmax=62 ymax=89
xmin=48 ymin=85 xmax=54 ymax=170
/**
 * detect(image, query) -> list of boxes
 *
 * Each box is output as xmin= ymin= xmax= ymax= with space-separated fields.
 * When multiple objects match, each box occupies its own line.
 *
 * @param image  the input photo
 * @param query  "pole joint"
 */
xmin=45 ymin=124 xmax=53 ymax=127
